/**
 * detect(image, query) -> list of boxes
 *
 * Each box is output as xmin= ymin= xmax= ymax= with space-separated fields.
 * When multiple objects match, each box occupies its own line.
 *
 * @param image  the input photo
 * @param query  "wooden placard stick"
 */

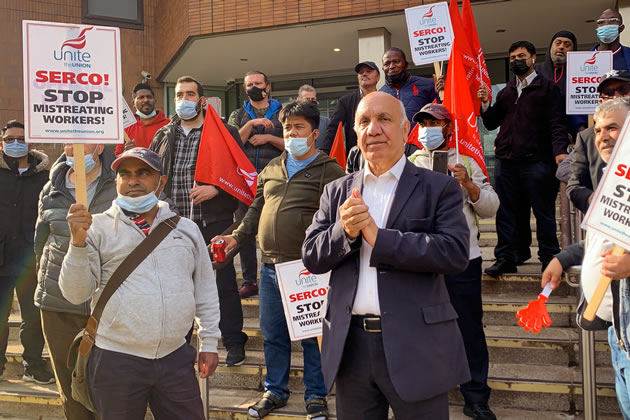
xmin=72 ymin=143 xmax=88 ymax=207
xmin=583 ymin=245 xmax=626 ymax=320
xmin=433 ymin=62 xmax=444 ymax=101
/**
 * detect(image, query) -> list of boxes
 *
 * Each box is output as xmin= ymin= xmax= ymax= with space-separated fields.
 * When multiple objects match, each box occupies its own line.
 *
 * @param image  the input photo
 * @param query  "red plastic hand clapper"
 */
xmin=515 ymin=284 xmax=553 ymax=334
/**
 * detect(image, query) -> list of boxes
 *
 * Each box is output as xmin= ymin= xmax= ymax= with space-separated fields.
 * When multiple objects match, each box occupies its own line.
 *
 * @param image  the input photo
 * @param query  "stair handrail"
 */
xmin=564 ymin=262 xmax=597 ymax=420
xmin=559 ymin=182 xmax=572 ymax=248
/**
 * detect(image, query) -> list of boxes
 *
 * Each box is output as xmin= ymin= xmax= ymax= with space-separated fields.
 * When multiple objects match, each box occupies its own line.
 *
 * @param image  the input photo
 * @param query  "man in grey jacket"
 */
xmin=409 ymin=104 xmax=500 ymax=420
xmin=567 ymin=70 xmax=630 ymax=213
xmin=60 ymin=148 xmax=220 ymax=420
xmin=35 ymin=143 xmax=116 ymax=420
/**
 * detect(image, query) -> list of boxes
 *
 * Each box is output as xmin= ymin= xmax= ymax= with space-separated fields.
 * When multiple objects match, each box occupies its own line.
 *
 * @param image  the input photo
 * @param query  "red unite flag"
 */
xmin=449 ymin=0 xmax=485 ymax=115
xmin=462 ymin=0 xmax=492 ymax=109
xmin=195 ymin=106 xmax=258 ymax=205
xmin=443 ymin=34 xmax=489 ymax=178
xmin=329 ymin=121 xmax=346 ymax=169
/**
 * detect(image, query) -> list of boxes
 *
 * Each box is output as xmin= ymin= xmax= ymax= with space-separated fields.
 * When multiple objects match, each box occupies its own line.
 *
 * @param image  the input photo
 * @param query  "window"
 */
xmin=82 ymin=0 xmax=143 ymax=30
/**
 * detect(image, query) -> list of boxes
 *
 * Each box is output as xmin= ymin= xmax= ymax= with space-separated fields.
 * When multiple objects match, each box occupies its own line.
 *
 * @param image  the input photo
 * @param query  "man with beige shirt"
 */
xmin=59 ymin=147 xmax=220 ymax=420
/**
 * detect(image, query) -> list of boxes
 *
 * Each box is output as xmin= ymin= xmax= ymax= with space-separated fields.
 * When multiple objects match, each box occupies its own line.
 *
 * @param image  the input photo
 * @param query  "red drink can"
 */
xmin=212 ymin=239 xmax=226 ymax=262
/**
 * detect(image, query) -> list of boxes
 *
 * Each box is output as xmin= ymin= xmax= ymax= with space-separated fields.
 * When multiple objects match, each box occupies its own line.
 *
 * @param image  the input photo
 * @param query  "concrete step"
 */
xmin=207 ymin=389 xmax=621 ymax=420
xmin=2 ymin=383 xmax=617 ymax=420
xmin=0 ymin=360 xmax=619 ymax=417
xmin=5 ymin=321 xmax=612 ymax=374
xmin=481 ymin=294 xmax=578 ymax=327
xmin=241 ymin=293 xmax=580 ymax=326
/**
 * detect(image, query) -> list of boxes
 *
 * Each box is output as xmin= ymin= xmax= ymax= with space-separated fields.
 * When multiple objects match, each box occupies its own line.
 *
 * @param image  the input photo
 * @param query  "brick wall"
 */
xmin=1 ymin=0 xmax=163 ymax=163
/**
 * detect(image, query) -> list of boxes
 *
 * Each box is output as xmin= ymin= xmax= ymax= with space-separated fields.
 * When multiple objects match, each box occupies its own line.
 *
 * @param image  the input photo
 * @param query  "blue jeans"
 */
xmin=259 ymin=263 xmax=326 ymax=402
xmin=609 ymin=326 xmax=630 ymax=419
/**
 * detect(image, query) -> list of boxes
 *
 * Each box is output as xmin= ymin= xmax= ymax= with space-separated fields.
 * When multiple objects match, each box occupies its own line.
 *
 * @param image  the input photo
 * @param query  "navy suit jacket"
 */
xmin=302 ymin=159 xmax=471 ymax=402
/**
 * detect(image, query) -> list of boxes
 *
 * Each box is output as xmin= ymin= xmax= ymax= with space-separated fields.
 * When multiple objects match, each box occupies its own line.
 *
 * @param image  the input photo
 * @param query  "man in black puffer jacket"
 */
xmin=35 ymin=144 xmax=116 ymax=420
xmin=0 ymin=120 xmax=52 ymax=385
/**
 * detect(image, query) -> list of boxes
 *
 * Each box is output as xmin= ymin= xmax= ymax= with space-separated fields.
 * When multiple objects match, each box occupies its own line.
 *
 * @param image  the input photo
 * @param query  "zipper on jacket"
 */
xmin=153 ymin=252 xmax=167 ymax=358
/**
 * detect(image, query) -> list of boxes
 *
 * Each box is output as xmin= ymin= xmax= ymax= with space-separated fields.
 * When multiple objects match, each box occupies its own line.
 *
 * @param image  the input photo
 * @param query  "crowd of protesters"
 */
xmin=2 ymin=6 xmax=630 ymax=420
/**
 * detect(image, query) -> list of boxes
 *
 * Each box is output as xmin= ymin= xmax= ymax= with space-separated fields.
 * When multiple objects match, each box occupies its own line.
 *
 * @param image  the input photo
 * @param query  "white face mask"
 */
xmin=284 ymin=132 xmax=313 ymax=157
xmin=115 ymin=184 xmax=161 ymax=214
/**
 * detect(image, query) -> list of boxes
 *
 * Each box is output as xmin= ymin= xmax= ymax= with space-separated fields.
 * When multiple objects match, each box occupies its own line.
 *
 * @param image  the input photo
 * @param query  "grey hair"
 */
xmin=298 ymin=84 xmax=316 ymax=97
xmin=595 ymin=97 xmax=630 ymax=121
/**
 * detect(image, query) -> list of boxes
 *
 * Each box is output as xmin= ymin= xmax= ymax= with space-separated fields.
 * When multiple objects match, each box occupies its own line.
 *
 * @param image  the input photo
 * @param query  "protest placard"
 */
xmin=22 ymin=20 xmax=123 ymax=144
xmin=582 ymin=112 xmax=630 ymax=250
xmin=122 ymin=98 xmax=135 ymax=129
xmin=566 ymin=51 xmax=613 ymax=115
xmin=581 ymin=112 xmax=630 ymax=320
xmin=405 ymin=2 xmax=453 ymax=66
xmin=276 ymin=260 xmax=330 ymax=341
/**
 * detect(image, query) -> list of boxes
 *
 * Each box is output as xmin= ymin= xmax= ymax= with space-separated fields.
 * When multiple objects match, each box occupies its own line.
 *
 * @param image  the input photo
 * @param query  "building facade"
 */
xmin=1 ymin=0 xmax=622 ymax=171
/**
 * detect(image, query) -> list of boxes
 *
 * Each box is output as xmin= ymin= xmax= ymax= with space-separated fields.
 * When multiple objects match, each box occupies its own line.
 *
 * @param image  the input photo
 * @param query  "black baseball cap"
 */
xmin=111 ymin=147 xmax=163 ymax=173
xmin=598 ymin=70 xmax=630 ymax=92
xmin=354 ymin=61 xmax=380 ymax=74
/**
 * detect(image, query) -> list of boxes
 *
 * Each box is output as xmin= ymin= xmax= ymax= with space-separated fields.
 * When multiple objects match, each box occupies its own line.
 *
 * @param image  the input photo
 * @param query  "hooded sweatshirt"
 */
xmin=59 ymin=201 xmax=221 ymax=358
xmin=116 ymin=110 xmax=170 ymax=156
xmin=409 ymin=147 xmax=499 ymax=259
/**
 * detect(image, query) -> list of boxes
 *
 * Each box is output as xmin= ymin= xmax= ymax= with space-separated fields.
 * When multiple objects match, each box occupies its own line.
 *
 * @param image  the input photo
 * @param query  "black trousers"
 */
xmin=196 ymin=220 xmax=247 ymax=350
xmin=444 ymin=257 xmax=491 ymax=405
xmin=0 ymin=267 xmax=45 ymax=371
xmin=335 ymin=325 xmax=448 ymax=420
xmin=235 ymin=201 xmax=258 ymax=285
xmin=88 ymin=344 xmax=204 ymax=420
xmin=494 ymin=159 xmax=560 ymax=264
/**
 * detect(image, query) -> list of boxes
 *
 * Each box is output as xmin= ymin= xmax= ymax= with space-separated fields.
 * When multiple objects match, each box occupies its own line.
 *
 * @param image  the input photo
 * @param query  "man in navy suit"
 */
xmin=301 ymin=92 xmax=471 ymax=419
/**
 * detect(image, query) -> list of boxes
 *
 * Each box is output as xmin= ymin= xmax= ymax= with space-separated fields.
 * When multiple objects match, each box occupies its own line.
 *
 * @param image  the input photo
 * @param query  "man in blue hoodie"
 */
xmin=379 ymin=47 xmax=439 ymax=131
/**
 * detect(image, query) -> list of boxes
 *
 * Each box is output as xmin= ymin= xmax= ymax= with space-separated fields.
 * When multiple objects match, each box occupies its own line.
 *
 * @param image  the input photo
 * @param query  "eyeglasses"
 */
xmin=2 ymin=136 xmax=26 ymax=144
xmin=600 ymin=84 xmax=630 ymax=99
xmin=596 ymin=18 xmax=621 ymax=25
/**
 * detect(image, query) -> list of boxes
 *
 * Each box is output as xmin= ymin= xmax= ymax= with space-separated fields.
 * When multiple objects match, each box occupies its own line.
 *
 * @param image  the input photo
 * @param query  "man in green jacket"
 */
xmin=213 ymin=101 xmax=345 ymax=420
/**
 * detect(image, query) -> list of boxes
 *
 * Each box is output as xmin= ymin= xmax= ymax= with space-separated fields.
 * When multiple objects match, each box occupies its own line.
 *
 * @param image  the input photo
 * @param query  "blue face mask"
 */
xmin=136 ymin=109 xmax=157 ymax=119
xmin=176 ymin=99 xmax=199 ymax=120
xmin=418 ymin=126 xmax=446 ymax=150
xmin=3 ymin=141 xmax=29 ymax=158
xmin=66 ymin=152 xmax=97 ymax=172
xmin=284 ymin=133 xmax=313 ymax=157
xmin=115 ymin=187 xmax=160 ymax=214
xmin=597 ymin=25 xmax=620 ymax=44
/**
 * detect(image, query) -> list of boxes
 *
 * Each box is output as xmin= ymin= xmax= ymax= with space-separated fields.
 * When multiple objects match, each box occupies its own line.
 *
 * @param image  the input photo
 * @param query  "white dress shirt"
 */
xmin=516 ymin=70 xmax=537 ymax=97
xmin=352 ymin=154 xmax=407 ymax=316
xmin=480 ymin=69 xmax=537 ymax=113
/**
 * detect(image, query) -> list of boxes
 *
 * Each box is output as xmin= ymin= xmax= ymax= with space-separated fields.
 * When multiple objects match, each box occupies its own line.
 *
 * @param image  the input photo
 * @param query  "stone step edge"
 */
xmin=0 ymin=376 xmax=616 ymax=410
xmin=4 ymin=326 xmax=611 ymax=367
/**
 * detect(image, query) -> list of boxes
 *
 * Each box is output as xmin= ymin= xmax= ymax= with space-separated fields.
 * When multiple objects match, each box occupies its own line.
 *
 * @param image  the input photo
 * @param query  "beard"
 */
xmin=551 ymin=54 xmax=566 ymax=66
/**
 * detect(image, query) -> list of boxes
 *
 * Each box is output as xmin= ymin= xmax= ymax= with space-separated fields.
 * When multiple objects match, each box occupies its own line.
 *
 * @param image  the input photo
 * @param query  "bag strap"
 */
xmin=72 ymin=215 xmax=181 ymax=363
xmin=91 ymin=215 xmax=180 ymax=322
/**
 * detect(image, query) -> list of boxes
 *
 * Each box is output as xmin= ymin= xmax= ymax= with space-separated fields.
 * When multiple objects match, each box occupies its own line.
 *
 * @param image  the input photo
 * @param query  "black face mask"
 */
xmin=510 ymin=59 xmax=531 ymax=76
xmin=246 ymin=86 xmax=267 ymax=102
xmin=385 ymin=71 xmax=409 ymax=86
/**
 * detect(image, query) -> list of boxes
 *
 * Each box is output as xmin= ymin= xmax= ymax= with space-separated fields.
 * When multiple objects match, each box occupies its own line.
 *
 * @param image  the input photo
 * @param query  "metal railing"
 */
xmin=559 ymin=191 xmax=598 ymax=420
